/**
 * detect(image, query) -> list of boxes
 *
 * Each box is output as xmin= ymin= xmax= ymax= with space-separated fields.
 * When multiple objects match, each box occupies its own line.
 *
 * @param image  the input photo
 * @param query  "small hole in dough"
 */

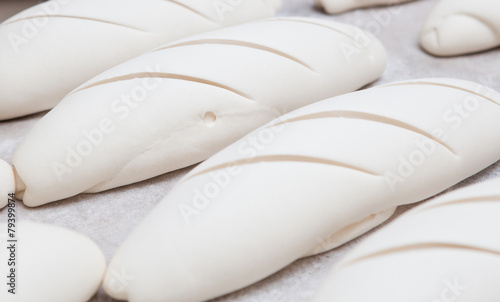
xmin=203 ymin=111 xmax=217 ymax=127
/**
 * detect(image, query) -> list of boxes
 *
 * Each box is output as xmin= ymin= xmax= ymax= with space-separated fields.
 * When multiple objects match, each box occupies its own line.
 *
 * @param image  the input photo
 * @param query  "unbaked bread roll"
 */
xmin=103 ymin=78 xmax=500 ymax=302
xmin=310 ymin=178 xmax=500 ymax=301
xmin=11 ymin=17 xmax=387 ymax=207
xmin=0 ymin=0 xmax=281 ymax=120
xmin=420 ymin=0 xmax=500 ymax=56
xmin=316 ymin=0 xmax=416 ymax=14
xmin=0 ymin=221 xmax=105 ymax=302
xmin=0 ymin=160 xmax=15 ymax=208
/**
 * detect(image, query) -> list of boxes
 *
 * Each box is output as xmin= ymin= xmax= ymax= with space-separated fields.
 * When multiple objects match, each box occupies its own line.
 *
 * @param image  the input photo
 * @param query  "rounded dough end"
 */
xmin=0 ymin=159 xmax=15 ymax=209
xmin=420 ymin=14 xmax=499 ymax=56
xmin=0 ymin=221 xmax=107 ymax=301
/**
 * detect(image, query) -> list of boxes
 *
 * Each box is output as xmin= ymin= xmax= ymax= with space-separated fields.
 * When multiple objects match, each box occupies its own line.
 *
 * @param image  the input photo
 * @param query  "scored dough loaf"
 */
xmin=103 ymin=78 xmax=500 ymax=302
xmin=12 ymin=17 xmax=387 ymax=207
xmin=0 ymin=221 xmax=106 ymax=302
xmin=0 ymin=0 xmax=281 ymax=120
xmin=315 ymin=0 xmax=416 ymax=14
xmin=310 ymin=178 xmax=500 ymax=301
xmin=420 ymin=0 xmax=500 ymax=56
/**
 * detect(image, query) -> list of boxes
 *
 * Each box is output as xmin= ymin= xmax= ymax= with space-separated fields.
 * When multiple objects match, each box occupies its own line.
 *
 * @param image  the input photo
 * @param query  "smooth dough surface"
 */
xmin=310 ymin=178 xmax=500 ymax=301
xmin=0 ymin=0 xmax=280 ymax=120
xmin=420 ymin=0 xmax=500 ymax=56
xmin=104 ymin=78 xmax=500 ymax=302
xmin=12 ymin=17 xmax=387 ymax=207
xmin=0 ymin=221 xmax=106 ymax=302
xmin=315 ymin=0 xmax=416 ymax=14
xmin=0 ymin=159 xmax=15 ymax=208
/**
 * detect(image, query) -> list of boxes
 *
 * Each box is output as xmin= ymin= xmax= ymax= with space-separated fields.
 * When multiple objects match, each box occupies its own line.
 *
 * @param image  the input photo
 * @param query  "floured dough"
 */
xmin=104 ymin=78 xmax=500 ymax=302
xmin=310 ymin=178 xmax=500 ymax=301
xmin=420 ymin=0 xmax=500 ymax=56
xmin=0 ymin=0 xmax=280 ymax=120
xmin=0 ymin=159 xmax=15 ymax=208
xmin=12 ymin=17 xmax=387 ymax=207
xmin=316 ymin=0 xmax=416 ymax=14
xmin=0 ymin=221 xmax=106 ymax=302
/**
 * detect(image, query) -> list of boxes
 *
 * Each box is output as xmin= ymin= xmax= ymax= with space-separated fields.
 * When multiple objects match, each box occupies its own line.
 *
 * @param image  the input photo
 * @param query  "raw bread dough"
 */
xmin=304 ymin=207 xmax=396 ymax=257
xmin=310 ymin=178 xmax=500 ymax=301
xmin=104 ymin=78 xmax=500 ymax=302
xmin=315 ymin=0 xmax=416 ymax=14
xmin=0 ymin=0 xmax=280 ymax=120
xmin=12 ymin=17 xmax=387 ymax=207
xmin=420 ymin=0 xmax=500 ymax=56
xmin=0 ymin=221 xmax=106 ymax=302
xmin=0 ymin=159 xmax=15 ymax=208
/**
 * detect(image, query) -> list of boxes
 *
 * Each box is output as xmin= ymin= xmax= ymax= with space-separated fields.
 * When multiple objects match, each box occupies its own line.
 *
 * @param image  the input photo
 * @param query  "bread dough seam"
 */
xmin=183 ymin=154 xmax=381 ymax=182
xmin=271 ymin=110 xmax=456 ymax=154
xmin=341 ymin=242 xmax=500 ymax=269
xmin=1 ymin=15 xmax=149 ymax=32
xmin=378 ymin=81 xmax=500 ymax=106
xmin=261 ymin=17 xmax=367 ymax=49
xmin=153 ymin=39 xmax=316 ymax=72
xmin=71 ymin=72 xmax=253 ymax=100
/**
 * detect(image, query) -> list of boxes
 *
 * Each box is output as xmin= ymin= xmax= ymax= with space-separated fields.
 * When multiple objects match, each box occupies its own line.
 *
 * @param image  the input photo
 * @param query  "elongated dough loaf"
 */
xmin=0 ymin=221 xmax=105 ymax=302
xmin=0 ymin=0 xmax=280 ymax=120
xmin=104 ymin=78 xmax=500 ymax=302
xmin=11 ymin=17 xmax=387 ymax=207
xmin=420 ymin=0 xmax=500 ymax=56
xmin=316 ymin=0 xmax=416 ymax=14
xmin=310 ymin=178 xmax=500 ymax=301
